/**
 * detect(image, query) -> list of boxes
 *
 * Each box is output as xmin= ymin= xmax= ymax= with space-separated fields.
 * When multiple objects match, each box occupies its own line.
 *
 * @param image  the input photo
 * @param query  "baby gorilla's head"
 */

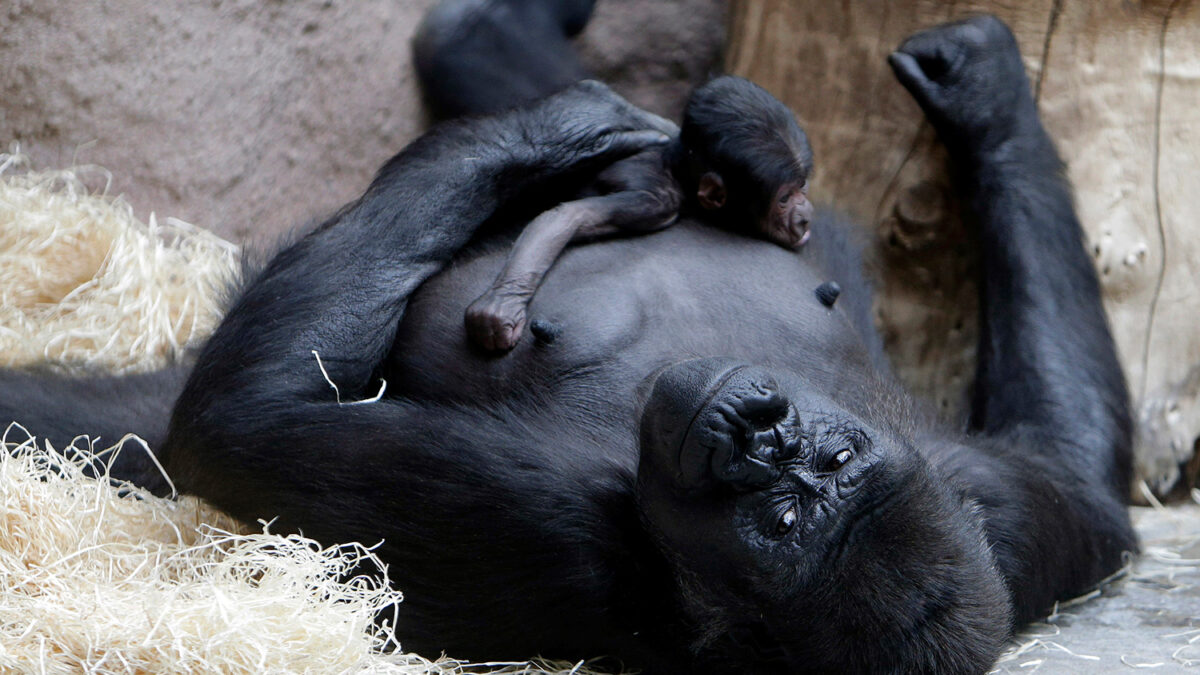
xmin=678 ymin=76 xmax=815 ymax=249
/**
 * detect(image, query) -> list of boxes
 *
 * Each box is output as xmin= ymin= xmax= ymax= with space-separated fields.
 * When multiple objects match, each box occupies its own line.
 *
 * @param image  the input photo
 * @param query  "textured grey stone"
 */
xmin=0 ymin=0 xmax=723 ymax=246
xmin=991 ymin=504 xmax=1200 ymax=673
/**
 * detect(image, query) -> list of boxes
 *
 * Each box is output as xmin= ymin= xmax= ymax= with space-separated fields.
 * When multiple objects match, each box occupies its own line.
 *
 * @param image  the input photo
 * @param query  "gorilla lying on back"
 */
xmin=2 ymin=3 xmax=1136 ymax=673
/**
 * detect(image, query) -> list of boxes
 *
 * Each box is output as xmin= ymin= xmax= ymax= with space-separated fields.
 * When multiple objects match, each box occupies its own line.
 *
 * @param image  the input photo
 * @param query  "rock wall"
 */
xmin=0 ymin=0 xmax=723 ymax=246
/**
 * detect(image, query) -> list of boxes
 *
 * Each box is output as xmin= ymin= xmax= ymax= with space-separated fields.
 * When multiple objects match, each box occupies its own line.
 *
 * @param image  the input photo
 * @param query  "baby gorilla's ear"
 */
xmin=697 ymin=172 xmax=727 ymax=210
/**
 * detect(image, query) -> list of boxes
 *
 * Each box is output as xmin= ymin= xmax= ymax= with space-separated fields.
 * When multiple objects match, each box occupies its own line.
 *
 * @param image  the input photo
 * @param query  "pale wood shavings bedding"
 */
xmin=0 ymin=149 xmax=238 ymax=373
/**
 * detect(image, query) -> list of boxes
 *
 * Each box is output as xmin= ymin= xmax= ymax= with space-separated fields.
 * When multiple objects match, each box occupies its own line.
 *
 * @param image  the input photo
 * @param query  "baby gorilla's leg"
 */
xmin=466 ymin=189 xmax=678 ymax=352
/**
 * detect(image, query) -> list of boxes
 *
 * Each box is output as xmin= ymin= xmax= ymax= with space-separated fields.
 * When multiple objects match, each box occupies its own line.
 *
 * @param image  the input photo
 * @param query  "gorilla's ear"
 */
xmin=697 ymin=172 xmax=726 ymax=210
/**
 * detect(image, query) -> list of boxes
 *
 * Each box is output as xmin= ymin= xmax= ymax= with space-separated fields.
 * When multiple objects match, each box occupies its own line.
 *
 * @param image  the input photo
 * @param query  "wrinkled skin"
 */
xmin=0 ymin=8 xmax=1136 ymax=675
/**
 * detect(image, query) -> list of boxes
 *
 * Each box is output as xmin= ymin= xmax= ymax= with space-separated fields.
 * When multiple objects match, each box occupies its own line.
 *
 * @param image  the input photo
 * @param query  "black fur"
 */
xmin=678 ymin=76 xmax=814 ymax=219
xmin=1 ymin=6 xmax=1136 ymax=674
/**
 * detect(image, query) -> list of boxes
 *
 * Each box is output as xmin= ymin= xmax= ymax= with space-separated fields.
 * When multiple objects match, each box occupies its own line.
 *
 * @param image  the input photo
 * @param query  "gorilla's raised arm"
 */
xmin=892 ymin=16 xmax=1136 ymax=621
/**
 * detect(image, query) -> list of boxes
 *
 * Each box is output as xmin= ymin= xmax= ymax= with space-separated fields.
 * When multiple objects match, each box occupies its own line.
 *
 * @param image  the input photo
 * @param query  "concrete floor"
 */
xmin=992 ymin=503 xmax=1200 ymax=673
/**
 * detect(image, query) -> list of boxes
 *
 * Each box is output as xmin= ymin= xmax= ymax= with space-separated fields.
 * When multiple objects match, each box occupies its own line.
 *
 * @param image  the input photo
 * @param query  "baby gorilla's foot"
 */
xmin=465 ymin=289 xmax=531 ymax=353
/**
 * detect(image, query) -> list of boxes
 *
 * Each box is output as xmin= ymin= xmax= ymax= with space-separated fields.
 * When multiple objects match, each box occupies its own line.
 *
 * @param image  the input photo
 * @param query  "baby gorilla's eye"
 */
xmin=776 ymin=506 xmax=798 ymax=536
xmin=827 ymin=448 xmax=853 ymax=471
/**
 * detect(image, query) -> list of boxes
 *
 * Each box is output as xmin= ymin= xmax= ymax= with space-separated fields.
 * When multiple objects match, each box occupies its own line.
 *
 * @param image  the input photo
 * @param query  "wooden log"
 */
xmin=727 ymin=0 xmax=1200 ymax=497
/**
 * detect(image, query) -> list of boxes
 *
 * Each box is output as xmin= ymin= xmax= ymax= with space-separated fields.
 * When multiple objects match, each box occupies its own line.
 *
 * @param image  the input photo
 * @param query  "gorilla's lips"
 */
xmin=639 ymin=358 xmax=802 ymax=491
xmin=677 ymin=369 xmax=802 ymax=490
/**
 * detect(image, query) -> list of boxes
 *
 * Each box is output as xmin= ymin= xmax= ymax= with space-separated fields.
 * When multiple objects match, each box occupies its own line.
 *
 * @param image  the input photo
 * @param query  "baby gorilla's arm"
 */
xmin=466 ymin=151 xmax=680 ymax=352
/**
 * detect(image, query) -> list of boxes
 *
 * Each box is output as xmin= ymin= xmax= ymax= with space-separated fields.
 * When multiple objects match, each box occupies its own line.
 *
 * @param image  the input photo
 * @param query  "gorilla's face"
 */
xmin=636 ymin=358 xmax=1013 ymax=673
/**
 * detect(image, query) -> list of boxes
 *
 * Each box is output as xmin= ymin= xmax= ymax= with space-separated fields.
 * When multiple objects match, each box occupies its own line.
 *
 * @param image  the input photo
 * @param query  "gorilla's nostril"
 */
xmin=790 ymin=201 xmax=814 ymax=233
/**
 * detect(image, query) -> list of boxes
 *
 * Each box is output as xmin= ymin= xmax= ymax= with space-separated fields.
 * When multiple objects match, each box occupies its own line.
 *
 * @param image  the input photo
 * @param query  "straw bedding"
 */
xmin=0 ymin=150 xmax=607 ymax=674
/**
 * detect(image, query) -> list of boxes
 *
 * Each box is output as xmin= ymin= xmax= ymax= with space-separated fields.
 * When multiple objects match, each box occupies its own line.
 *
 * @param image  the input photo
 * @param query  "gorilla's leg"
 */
xmin=0 ymin=366 xmax=187 ymax=494
xmin=413 ymin=0 xmax=598 ymax=119
xmin=891 ymin=16 xmax=1136 ymax=620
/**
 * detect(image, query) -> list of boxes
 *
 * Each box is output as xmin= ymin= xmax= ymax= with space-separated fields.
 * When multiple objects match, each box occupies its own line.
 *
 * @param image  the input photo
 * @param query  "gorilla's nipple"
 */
xmin=815 ymin=281 xmax=841 ymax=308
xmin=530 ymin=318 xmax=561 ymax=345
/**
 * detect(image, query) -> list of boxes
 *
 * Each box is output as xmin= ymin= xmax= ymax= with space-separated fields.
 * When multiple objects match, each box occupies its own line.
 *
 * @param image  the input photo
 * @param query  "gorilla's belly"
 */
xmin=389 ymin=223 xmax=876 ymax=418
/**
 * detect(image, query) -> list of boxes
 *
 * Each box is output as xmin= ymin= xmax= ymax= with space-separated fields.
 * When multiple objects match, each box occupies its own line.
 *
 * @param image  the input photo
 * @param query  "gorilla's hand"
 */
xmin=508 ymin=80 xmax=678 ymax=180
xmin=888 ymin=15 xmax=1036 ymax=155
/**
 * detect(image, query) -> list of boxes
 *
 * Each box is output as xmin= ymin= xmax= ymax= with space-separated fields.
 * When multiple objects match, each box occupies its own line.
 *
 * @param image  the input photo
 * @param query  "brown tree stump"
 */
xmin=728 ymin=0 xmax=1200 ymax=498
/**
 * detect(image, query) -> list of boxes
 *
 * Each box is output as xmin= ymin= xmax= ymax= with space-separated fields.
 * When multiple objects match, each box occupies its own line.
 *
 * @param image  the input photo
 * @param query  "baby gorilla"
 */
xmin=465 ymin=76 xmax=814 ymax=352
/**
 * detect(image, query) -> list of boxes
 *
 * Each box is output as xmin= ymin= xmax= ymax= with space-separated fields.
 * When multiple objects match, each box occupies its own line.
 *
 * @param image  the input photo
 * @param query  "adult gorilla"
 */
xmin=5 ymin=3 xmax=1135 ymax=674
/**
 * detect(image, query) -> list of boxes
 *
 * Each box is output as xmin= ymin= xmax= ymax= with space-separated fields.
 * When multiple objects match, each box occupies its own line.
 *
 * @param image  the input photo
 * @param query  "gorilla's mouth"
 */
xmin=661 ymin=360 xmax=802 ymax=491
xmin=675 ymin=363 xmax=751 ymax=484
xmin=638 ymin=357 xmax=755 ymax=488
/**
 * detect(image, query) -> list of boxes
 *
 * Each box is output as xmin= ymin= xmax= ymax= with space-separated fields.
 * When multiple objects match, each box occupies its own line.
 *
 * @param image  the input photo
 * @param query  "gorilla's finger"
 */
xmin=569 ymin=79 xmax=678 ymax=137
xmin=888 ymin=51 xmax=942 ymax=111
xmin=483 ymin=328 xmax=500 ymax=352
xmin=623 ymin=109 xmax=680 ymax=138
xmin=572 ymin=79 xmax=613 ymax=97
xmin=593 ymin=129 xmax=672 ymax=162
xmin=888 ymin=51 xmax=925 ymax=89
xmin=500 ymin=326 xmax=518 ymax=351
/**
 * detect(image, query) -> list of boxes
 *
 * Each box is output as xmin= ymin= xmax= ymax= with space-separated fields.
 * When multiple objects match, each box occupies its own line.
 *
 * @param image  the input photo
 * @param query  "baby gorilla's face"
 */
xmin=693 ymin=170 xmax=813 ymax=250
xmin=635 ymin=358 xmax=1012 ymax=673
xmin=761 ymin=179 xmax=813 ymax=250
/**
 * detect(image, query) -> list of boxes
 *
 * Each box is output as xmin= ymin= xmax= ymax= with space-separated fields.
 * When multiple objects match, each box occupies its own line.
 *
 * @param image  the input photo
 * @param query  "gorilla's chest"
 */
xmin=388 ymin=224 xmax=873 ymax=426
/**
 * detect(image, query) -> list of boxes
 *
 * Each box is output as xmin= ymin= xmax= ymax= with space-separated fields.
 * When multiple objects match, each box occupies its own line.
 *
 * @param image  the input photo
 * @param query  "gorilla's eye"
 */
xmin=828 ymin=448 xmax=853 ymax=471
xmin=776 ymin=506 xmax=798 ymax=536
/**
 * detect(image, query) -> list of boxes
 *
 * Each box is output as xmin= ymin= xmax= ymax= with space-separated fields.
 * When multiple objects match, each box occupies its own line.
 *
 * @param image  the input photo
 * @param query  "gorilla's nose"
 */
xmin=786 ymin=197 xmax=813 ymax=248
xmin=639 ymin=358 xmax=800 ymax=490
xmin=792 ymin=198 xmax=814 ymax=229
